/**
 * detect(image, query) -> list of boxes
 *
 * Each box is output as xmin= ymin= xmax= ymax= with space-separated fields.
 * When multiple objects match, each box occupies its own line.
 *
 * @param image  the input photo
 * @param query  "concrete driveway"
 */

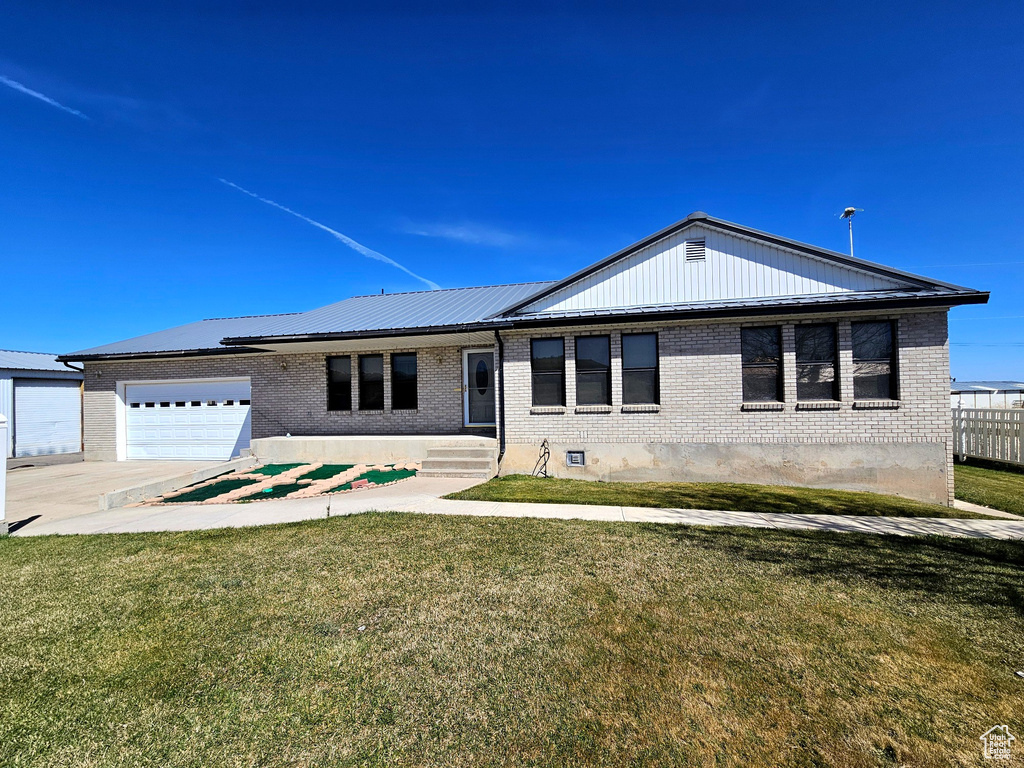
xmin=5 ymin=459 xmax=221 ymax=534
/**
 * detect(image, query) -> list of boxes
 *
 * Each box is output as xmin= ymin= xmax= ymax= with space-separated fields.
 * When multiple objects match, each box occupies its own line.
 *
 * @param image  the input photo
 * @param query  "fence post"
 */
xmin=0 ymin=415 xmax=7 ymax=535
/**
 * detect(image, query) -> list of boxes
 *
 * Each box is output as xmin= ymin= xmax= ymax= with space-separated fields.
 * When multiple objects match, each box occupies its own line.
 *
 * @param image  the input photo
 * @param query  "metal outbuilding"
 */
xmin=0 ymin=350 xmax=84 ymax=458
xmin=951 ymin=380 xmax=1024 ymax=409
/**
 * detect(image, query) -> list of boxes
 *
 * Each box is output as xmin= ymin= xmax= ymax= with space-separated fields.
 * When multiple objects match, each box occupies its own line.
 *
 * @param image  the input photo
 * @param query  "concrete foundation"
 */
xmin=499 ymin=441 xmax=951 ymax=506
xmin=251 ymin=435 xmax=498 ymax=465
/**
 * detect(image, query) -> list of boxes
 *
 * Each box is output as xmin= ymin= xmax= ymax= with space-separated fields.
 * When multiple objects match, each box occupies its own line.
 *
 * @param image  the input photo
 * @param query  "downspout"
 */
xmin=495 ymin=329 xmax=506 ymax=465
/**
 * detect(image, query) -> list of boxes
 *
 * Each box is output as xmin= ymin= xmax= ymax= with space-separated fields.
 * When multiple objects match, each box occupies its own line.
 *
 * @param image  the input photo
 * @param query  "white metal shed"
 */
xmin=950 ymin=380 xmax=1024 ymax=410
xmin=0 ymin=350 xmax=84 ymax=458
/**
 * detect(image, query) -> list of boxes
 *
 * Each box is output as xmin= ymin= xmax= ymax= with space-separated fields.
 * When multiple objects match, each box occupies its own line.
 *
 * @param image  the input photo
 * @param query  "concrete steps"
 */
xmin=418 ymin=445 xmax=498 ymax=479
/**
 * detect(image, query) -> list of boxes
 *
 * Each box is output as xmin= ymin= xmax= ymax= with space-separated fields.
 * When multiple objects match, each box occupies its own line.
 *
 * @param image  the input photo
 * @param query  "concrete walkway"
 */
xmin=12 ymin=476 xmax=1024 ymax=540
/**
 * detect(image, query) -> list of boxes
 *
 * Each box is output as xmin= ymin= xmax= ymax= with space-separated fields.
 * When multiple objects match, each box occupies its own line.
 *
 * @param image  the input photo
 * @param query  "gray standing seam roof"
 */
xmin=224 ymin=282 xmax=556 ymax=340
xmin=0 ymin=349 xmax=80 ymax=373
xmin=62 ymin=314 xmax=299 ymax=359
xmin=951 ymin=381 xmax=1024 ymax=392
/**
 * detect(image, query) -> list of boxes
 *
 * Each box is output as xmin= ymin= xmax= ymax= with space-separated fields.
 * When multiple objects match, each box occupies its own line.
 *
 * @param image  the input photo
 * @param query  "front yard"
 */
xmin=1 ymin=513 xmax=1021 ymax=766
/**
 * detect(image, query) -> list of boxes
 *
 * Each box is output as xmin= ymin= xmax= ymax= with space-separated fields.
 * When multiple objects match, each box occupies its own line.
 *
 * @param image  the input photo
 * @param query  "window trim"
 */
xmin=574 ymin=334 xmax=612 ymax=406
xmin=530 ymin=337 xmax=566 ymax=407
xmin=390 ymin=352 xmax=418 ymax=411
xmin=326 ymin=355 xmax=352 ymax=412
xmin=357 ymin=353 xmax=385 ymax=411
xmin=852 ymin=319 xmax=899 ymax=401
xmin=621 ymin=332 xmax=660 ymax=405
xmin=740 ymin=325 xmax=784 ymax=403
xmin=795 ymin=323 xmax=840 ymax=402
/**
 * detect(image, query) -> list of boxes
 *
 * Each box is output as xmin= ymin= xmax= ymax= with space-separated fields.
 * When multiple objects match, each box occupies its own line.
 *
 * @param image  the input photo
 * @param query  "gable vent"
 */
xmin=685 ymin=239 xmax=706 ymax=262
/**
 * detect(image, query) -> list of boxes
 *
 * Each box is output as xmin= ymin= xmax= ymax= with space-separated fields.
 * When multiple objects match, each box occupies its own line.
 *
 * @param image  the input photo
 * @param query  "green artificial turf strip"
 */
xmin=298 ymin=464 xmax=355 ymax=481
xmin=0 ymin=514 xmax=1021 ymax=766
xmin=328 ymin=467 xmax=417 ymax=493
xmin=237 ymin=482 xmax=306 ymax=501
xmin=954 ymin=460 xmax=1024 ymax=516
xmin=249 ymin=463 xmax=306 ymax=477
xmin=160 ymin=476 xmax=260 ymax=504
xmin=447 ymin=474 xmax=993 ymax=519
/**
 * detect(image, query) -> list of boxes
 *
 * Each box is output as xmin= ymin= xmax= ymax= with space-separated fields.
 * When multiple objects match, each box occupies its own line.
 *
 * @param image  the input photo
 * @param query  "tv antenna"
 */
xmin=839 ymin=207 xmax=863 ymax=257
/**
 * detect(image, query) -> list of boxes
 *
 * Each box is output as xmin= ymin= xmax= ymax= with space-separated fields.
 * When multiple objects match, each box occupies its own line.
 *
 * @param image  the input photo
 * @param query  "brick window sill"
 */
xmin=530 ymin=406 xmax=566 ymax=415
xmin=621 ymin=404 xmax=660 ymax=413
xmin=741 ymin=402 xmax=785 ymax=412
xmin=575 ymin=405 xmax=613 ymax=414
xmin=795 ymin=401 xmax=842 ymax=411
xmin=854 ymin=400 xmax=901 ymax=410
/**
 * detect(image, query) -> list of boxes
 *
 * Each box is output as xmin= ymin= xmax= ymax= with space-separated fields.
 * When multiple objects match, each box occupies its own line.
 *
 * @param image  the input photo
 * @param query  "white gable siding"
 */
xmin=521 ymin=225 xmax=910 ymax=314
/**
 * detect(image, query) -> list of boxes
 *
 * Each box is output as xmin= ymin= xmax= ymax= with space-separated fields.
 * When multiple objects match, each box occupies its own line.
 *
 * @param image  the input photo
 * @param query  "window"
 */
xmin=622 ymin=333 xmax=659 ymax=404
xmin=358 ymin=354 xmax=384 ymax=410
xmin=741 ymin=326 xmax=783 ymax=402
xmin=327 ymin=356 xmax=352 ymax=411
xmin=852 ymin=320 xmax=898 ymax=400
xmin=391 ymin=353 xmax=418 ymax=410
xmin=531 ymin=338 xmax=565 ymax=406
xmin=575 ymin=335 xmax=611 ymax=405
xmin=795 ymin=324 xmax=839 ymax=401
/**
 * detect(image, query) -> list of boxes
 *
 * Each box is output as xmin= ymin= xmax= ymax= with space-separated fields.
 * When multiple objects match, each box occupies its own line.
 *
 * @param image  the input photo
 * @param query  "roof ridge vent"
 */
xmin=685 ymin=238 xmax=706 ymax=262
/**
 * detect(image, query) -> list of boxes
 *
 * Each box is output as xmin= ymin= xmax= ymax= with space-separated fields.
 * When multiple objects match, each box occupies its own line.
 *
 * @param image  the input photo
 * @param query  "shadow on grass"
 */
xmin=652 ymin=524 xmax=1024 ymax=615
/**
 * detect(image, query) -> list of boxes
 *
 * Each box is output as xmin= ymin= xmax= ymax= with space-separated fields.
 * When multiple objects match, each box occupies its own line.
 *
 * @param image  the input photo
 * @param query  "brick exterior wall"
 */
xmin=82 ymin=346 xmax=472 ymax=461
xmin=499 ymin=309 xmax=954 ymax=503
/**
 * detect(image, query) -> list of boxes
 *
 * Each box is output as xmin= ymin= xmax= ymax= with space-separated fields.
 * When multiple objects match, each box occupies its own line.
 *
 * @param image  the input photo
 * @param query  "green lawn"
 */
xmin=954 ymin=460 xmax=1024 ymax=517
xmin=447 ymin=474 xmax=990 ymax=518
xmin=1 ymin=514 xmax=1021 ymax=766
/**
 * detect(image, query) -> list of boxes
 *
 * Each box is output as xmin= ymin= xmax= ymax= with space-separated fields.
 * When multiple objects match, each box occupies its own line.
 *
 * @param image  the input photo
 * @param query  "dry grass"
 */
xmin=1 ymin=514 xmax=1021 ymax=766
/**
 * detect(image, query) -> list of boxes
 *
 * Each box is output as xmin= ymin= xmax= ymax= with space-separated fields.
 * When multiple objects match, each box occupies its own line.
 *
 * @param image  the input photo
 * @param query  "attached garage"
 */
xmin=1 ymin=350 xmax=84 ymax=458
xmin=124 ymin=378 xmax=251 ymax=460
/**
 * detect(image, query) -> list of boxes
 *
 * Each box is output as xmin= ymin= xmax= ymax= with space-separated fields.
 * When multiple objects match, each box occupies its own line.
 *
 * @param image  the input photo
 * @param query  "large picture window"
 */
xmin=795 ymin=324 xmax=839 ymax=401
xmin=575 ymin=335 xmax=611 ymax=406
xmin=622 ymin=333 xmax=659 ymax=405
xmin=358 ymin=354 xmax=384 ymax=411
xmin=852 ymin=321 xmax=898 ymax=400
xmin=531 ymin=338 xmax=565 ymax=407
xmin=391 ymin=353 xmax=418 ymax=410
xmin=741 ymin=327 xmax=782 ymax=402
xmin=326 ymin=355 xmax=351 ymax=411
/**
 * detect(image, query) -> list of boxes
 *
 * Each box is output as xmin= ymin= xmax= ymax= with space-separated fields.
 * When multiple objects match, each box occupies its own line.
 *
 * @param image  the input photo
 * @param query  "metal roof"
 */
xmin=0 ymin=349 xmax=80 ymax=373
xmin=951 ymin=381 xmax=1024 ymax=392
xmin=62 ymin=314 xmax=298 ymax=359
xmin=221 ymin=282 xmax=555 ymax=342
xmin=507 ymin=289 xmax=987 ymax=324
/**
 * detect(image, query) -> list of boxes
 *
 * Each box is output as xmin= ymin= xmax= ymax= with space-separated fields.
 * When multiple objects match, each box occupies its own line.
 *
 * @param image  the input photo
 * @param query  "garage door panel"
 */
xmin=125 ymin=379 xmax=250 ymax=461
xmin=13 ymin=379 xmax=82 ymax=457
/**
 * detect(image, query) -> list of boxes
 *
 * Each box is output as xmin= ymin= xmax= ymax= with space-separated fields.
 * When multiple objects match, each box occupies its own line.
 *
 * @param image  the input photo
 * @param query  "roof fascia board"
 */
xmin=57 ymin=347 xmax=268 ymax=363
xmin=221 ymin=321 xmax=507 ymax=347
xmin=506 ymin=291 xmax=988 ymax=330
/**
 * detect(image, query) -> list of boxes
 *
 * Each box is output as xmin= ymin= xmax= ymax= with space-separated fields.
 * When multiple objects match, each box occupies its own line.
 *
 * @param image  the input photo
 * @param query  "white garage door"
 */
xmin=13 ymin=379 xmax=82 ymax=457
xmin=125 ymin=379 xmax=251 ymax=460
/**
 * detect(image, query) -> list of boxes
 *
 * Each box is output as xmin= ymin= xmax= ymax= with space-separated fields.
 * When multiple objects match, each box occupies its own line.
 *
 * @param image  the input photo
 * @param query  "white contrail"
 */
xmin=219 ymin=179 xmax=440 ymax=290
xmin=0 ymin=75 xmax=89 ymax=119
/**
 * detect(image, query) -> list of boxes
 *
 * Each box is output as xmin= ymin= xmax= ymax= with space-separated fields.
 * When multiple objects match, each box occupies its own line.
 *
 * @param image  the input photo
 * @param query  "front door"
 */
xmin=464 ymin=350 xmax=496 ymax=426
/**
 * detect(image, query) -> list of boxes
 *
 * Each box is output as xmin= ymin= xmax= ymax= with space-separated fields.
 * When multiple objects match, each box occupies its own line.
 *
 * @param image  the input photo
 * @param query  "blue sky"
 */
xmin=1 ymin=1 xmax=1021 ymax=379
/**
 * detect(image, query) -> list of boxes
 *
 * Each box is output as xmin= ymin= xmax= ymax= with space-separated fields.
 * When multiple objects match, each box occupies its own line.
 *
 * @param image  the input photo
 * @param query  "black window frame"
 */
xmin=574 ymin=334 xmax=612 ymax=406
xmin=358 ymin=354 xmax=385 ymax=411
xmin=326 ymin=355 xmax=352 ymax=411
xmin=852 ymin=319 xmax=899 ymax=401
xmin=391 ymin=352 xmax=418 ymax=410
xmin=795 ymin=323 xmax=840 ymax=401
xmin=741 ymin=326 xmax=784 ymax=403
xmin=531 ymin=337 xmax=566 ymax=407
xmin=621 ymin=332 xmax=660 ymax=405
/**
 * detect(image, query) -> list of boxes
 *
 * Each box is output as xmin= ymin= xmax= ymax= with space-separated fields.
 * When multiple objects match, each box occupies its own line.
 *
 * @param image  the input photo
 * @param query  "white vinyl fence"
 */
xmin=953 ymin=407 xmax=1024 ymax=466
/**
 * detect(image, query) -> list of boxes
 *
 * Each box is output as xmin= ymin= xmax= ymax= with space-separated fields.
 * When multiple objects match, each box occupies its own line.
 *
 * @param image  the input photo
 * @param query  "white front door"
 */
xmin=124 ymin=379 xmax=251 ymax=460
xmin=463 ymin=349 xmax=496 ymax=426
